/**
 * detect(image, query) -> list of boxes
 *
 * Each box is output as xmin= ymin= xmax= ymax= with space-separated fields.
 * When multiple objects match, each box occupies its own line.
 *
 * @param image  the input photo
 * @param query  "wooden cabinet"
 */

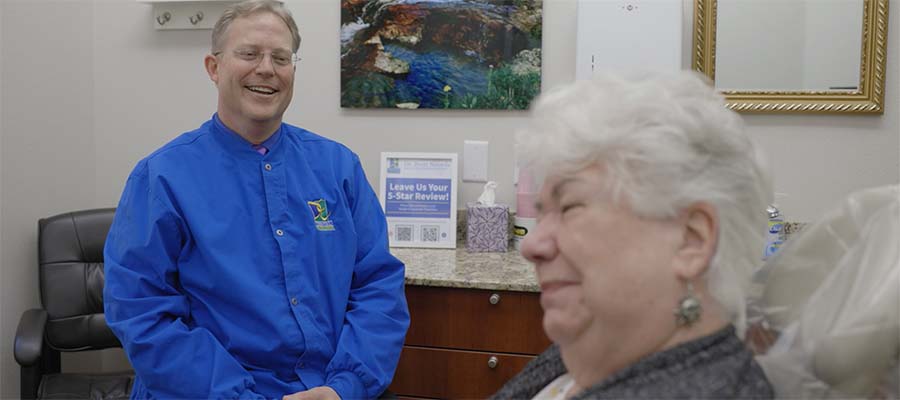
xmin=390 ymin=285 xmax=551 ymax=399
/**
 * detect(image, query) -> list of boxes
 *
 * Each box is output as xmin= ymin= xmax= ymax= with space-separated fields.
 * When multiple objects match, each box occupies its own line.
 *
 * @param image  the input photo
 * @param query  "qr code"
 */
xmin=421 ymin=225 xmax=440 ymax=242
xmin=395 ymin=225 xmax=413 ymax=242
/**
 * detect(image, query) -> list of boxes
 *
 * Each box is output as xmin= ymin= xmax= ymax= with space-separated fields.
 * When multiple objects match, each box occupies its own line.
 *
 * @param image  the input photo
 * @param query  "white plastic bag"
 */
xmin=749 ymin=185 xmax=900 ymax=399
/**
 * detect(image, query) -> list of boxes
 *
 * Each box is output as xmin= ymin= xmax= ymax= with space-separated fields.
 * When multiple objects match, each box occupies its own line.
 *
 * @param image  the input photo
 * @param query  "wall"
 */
xmin=1 ymin=0 xmax=98 ymax=396
xmin=0 ymin=1 xmax=4 ymax=391
xmin=2 ymin=0 xmax=898 ymax=397
xmin=90 ymin=0 xmax=576 ymax=208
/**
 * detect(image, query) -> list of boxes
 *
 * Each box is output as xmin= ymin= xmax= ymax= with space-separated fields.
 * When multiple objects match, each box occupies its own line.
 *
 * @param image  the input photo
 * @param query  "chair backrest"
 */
xmin=38 ymin=208 xmax=120 ymax=351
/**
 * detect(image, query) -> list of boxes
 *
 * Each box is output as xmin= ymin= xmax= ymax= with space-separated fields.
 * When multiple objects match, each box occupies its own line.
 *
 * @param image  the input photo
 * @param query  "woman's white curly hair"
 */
xmin=517 ymin=71 xmax=773 ymax=331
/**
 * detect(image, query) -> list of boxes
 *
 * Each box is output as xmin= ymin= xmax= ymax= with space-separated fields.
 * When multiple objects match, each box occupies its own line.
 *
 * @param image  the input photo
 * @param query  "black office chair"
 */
xmin=14 ymin=208 xmax=133 ymax=399
xmin=13 ymin=208 xmax=399 ymax=399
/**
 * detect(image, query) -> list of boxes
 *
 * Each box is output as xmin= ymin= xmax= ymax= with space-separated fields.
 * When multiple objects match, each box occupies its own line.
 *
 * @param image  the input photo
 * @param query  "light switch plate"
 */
xmin=463 ymin=140 xmax=489 ymax=182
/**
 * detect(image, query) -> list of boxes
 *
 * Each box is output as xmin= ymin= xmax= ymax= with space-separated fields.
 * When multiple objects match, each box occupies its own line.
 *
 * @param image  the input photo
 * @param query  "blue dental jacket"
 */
xmin=103 ymin=115 xmax=410 ymax=399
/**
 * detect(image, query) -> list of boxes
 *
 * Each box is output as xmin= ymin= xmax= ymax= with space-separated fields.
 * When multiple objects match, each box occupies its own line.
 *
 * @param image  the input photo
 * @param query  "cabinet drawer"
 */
xmin=389 ymin=346 xmax=534 ymax=399
xmin=404 ymin=285 xmax=551 ymax=354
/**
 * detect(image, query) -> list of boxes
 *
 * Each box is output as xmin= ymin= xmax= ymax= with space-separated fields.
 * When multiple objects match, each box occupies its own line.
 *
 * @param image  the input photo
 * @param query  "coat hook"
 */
xmin=189 ymin=11 xmax=204 ymax=25
xmin=156 ymin=11 xmax=171 ymax=26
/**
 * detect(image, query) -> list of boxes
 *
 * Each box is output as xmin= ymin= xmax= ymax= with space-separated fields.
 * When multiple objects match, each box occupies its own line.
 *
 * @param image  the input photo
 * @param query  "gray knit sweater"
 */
xmin=490 ymin=325 xmax=773 ymax=399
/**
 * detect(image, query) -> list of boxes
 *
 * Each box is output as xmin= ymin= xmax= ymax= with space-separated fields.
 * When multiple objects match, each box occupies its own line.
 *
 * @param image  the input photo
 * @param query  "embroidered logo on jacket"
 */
xmin=307 ymin=199 xmax=335 ymax=231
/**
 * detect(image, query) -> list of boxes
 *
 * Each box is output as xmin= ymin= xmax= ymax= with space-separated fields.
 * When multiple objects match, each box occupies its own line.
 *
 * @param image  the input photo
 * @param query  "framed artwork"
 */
xmin=341 ymin=0 xmax=543 ymax=110
xmin=379 ymin=152 xmax=458 ymax=248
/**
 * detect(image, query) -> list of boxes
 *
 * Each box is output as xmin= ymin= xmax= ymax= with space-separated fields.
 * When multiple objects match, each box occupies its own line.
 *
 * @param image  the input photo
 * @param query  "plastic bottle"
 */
xmin=763 ymin=204 xmax=786 ymax=260
xmin=513 ymin=167 xmax=537 ymax=250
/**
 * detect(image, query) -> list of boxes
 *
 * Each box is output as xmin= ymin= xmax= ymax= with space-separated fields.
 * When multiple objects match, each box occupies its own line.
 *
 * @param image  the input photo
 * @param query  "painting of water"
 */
xmin=341 ymin=0 xmax=543 ymax=109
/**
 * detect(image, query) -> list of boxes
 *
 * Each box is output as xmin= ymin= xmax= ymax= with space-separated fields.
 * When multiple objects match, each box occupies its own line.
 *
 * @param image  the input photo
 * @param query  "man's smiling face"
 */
xmin=206 ymin=11 xmax=295 ymax=137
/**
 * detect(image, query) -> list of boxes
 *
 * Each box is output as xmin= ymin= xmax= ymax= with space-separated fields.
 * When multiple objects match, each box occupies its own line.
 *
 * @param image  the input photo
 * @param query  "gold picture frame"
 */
xmin=693 ymin=0 xmax=889 ymax=114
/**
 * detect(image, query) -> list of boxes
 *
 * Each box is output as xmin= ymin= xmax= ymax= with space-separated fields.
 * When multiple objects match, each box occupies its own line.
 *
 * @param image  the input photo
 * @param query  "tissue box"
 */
xmin=466 ymin=203 xmax=509 ymax=252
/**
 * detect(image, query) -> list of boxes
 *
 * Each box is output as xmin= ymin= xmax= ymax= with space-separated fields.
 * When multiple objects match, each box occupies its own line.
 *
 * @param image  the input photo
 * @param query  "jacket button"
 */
xmin=276 ymin=229 xmax=284 ymax=236
xmin=265 ymin=163 xmax=272 ymax=171
xmin=291 ymin=297 xmax=298 ymax=306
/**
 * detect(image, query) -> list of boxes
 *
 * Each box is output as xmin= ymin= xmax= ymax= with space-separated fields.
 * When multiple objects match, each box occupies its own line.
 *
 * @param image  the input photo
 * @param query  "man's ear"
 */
xmin=672 ymin=202 xmax=719 ymax=280
xmin=204 ymin=54 xmax=219 ymax=85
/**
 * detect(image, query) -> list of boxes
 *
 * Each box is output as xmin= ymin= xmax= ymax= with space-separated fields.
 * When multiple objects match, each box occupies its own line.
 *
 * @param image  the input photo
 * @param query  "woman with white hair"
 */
xmin=492 ymin=71 xmax=775 ymax=399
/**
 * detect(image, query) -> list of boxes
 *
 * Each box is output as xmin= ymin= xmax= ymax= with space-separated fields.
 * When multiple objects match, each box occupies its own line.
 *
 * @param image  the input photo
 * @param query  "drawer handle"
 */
xmin=487 ymin=356 xmax=499 ymax=369
xmin=489 ymin=293 xmax=501 ymax=305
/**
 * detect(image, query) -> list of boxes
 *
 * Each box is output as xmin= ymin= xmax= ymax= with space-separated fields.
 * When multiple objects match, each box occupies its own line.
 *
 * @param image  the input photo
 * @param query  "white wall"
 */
xmin=0 ymin=0 xmax=5 ymax=391
xmin=2 ymin=0 xmax=898 ymax=397
xmin=2 ymin=1 xmax=98 ymax=396
xmin=89 ymin=0 xmax=576 ymax=208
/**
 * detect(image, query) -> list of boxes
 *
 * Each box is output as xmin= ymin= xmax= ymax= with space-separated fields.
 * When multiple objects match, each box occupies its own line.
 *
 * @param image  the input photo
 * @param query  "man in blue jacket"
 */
xmin=103 ymin=1 xmax=409 ymax=399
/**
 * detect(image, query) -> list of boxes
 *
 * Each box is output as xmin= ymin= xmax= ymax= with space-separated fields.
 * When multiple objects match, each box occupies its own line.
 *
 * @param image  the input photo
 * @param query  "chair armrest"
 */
xmin=14 ymin=309 xmax=48 ymax=367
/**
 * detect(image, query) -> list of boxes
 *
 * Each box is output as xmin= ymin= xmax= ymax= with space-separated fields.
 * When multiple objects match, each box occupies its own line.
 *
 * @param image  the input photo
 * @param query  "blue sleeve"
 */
xmin=325 ymin=157 xmax=410 ymax=399
xmin=103 ymin=162 xmax=265 ymax=399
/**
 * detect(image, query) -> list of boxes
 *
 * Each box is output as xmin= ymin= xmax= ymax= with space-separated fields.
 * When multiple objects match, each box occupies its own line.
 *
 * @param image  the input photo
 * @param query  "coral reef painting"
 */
xmin=341 ymin=0 xmax=543 ymax=109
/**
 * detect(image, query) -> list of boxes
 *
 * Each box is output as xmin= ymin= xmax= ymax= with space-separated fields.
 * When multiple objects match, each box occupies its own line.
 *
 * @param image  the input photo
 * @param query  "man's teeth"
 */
xmin=247 ymin=86 xmax=276 ymax=94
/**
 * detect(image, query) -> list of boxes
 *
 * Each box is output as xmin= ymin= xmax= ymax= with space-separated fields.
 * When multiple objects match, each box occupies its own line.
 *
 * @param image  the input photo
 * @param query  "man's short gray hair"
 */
xmin=211 ymin=0 xmax=301 ymax=53
xmin=517 ymin=71 xmax=772 ymax=328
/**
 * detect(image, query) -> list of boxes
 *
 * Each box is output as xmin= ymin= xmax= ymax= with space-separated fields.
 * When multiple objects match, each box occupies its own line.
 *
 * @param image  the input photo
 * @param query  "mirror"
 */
xmin=693 ymin=0 xmax=889 ymax=114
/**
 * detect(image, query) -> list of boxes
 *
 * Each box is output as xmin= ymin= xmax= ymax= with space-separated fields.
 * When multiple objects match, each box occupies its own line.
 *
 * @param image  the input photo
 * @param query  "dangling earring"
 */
xmin=674 ymin=281 xmax=702 ymax=327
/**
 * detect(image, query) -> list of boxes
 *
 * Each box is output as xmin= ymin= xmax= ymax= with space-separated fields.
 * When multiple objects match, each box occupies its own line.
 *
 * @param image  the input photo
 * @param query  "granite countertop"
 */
xmin=388 ymin=219 xmax=807 ymax=294
xmin=391 ymin=247 xmax=539 ymax=292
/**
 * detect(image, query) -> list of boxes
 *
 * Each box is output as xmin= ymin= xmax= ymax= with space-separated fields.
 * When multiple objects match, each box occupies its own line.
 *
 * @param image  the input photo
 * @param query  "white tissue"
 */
xmin=477 ymin=181 xmax=498 ymax=206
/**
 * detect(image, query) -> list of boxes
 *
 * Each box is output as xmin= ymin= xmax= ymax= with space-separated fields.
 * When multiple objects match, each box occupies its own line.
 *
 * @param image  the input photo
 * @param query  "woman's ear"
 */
xmin=672 ymin=202 xmax=718 ymax=280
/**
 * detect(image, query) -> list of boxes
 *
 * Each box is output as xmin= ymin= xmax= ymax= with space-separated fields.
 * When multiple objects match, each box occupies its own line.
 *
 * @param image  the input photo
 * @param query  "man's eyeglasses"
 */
xmin=214 ymin=48 xmax=300 ymax=68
